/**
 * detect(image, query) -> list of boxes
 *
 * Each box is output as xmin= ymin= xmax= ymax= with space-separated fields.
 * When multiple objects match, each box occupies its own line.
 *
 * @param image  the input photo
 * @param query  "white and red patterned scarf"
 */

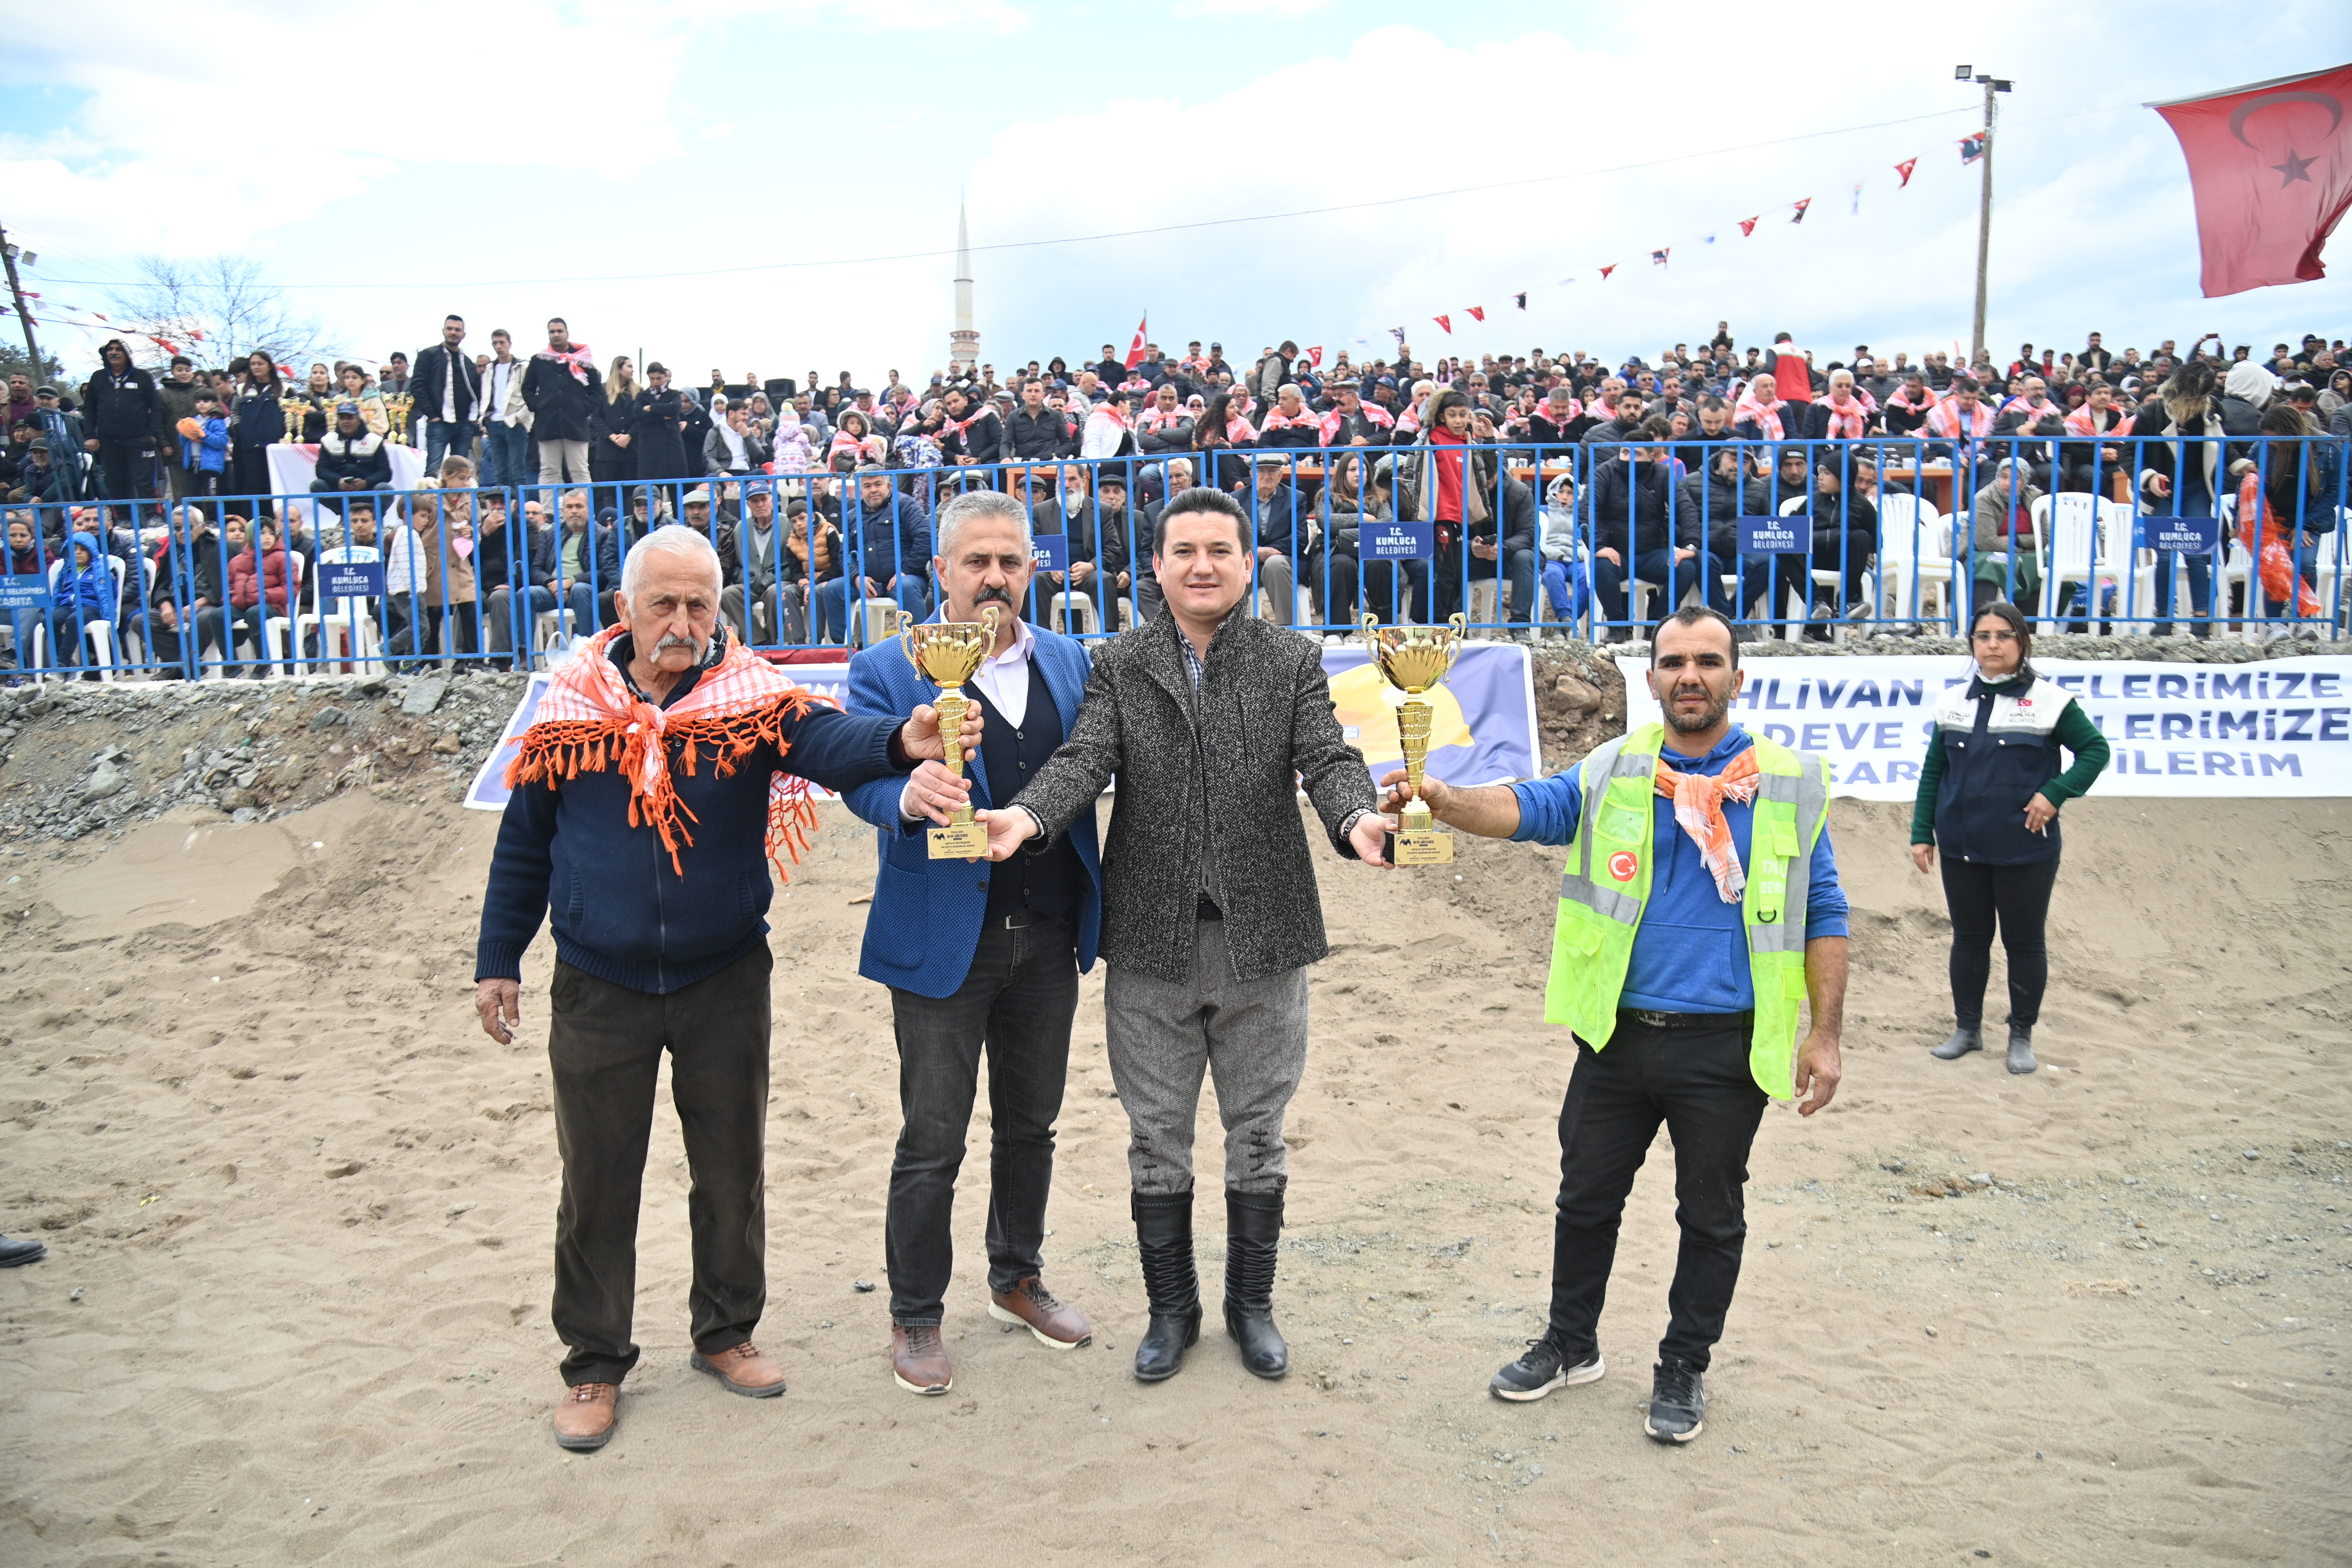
xmin=505 ymin=624 xmax=831 ymax=876
xmin=1820 ymin=395 xmax=1870 ymax=440
xmin=534 ymin=343 xmax=596 ymax=387
xmin=1925 ymin=399 xmax=1995 ymax=440
xmin=2062 ymin=406 xmax=2134 ymax=438
xmin=1885 ymin=385 xmax=1937 ymax=416
xmin=1733 ymin=392 xmax=1786 ymax=441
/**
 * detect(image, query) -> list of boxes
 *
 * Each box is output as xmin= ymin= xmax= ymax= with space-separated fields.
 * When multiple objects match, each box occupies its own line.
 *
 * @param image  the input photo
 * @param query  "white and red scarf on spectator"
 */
xmin=2062 ymin=406 xmax=2134 ymax=438
xmin=1225 ymin=415 xmax=1259 ymax=444
xmin=935 ymin=406 xmax=991 ymax=446
xmin=1654 ymin=748 xmax=1762 ymax=903
xmin=1885 ymin=385 xmax=1938 ymax=417
xmin=1316 ymin=401 xmax=1393 ymax=446
xmin=1732 ymin=392 xmax=1786 ymax=440
xmin=1259 ymin=405 xmax=1318 ymax=433
xmin=505 ymin=624 xmax=831 ymax=877
xmin=534 ymin=343 xmax=596 ymax=387
xmin=1534 ymin=397 xmax=1583 ymax=430
xmin=1820 ymin=395 xmax=1871 ymax=440
xmin=1141 ymin=404 xmax=1188 ymax=432
xmin=1925 ymin=399 xmax=1995 ymax=441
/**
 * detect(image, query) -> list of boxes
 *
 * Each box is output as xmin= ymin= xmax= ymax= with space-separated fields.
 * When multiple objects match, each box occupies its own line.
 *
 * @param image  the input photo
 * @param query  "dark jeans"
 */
xmin=1547 ymin=1017 xmax=1768 ymax=1371
xmin=885 ymin=915 xmax=1078 ymax=1325
xmin=1940 ymin=855 xmax=2060 ymax=1029
xmin=425 ymin=419 xmax=478 ymax=475
xmin=548 ymin=946 xmax=774 ymax=1386
xmin=481 ymin=421 xmax=531 ymax=491
xmin=1592 ymin=547 xmax=1731 ymax=632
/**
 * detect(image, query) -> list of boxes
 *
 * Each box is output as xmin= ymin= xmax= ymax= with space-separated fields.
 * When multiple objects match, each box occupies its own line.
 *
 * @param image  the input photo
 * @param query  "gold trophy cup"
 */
xmin=279 ymin=394 xmax=313 ymax=444
xmin=385 ymin=392 xmax=414 ymax=446
xmin=1362 ymin=612 xmax=1468 ymax=865
xmin=899 ymin=604 xmax=1004 ymax=858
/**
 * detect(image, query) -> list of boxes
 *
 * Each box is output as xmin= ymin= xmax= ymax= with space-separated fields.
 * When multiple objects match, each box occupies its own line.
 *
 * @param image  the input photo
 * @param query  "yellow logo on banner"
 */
xmin=1328 ymin=662 xmax=1473 ymax=766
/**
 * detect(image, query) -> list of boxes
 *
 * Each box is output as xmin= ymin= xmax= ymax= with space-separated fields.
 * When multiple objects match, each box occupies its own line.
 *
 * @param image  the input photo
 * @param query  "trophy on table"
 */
xmin=278 ymin=394 xmax=313 ymax=445
xmin=384 ymin=392 xmax=414 ymax=446
xmin=899 ymin=604 xmax=1004 ymax=858
xmin=1361 ymin=612 xmax=1468 ymax=866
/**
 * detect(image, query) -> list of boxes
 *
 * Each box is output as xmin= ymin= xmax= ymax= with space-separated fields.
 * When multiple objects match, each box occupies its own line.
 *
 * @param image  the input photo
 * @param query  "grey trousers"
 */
xmin=1102 ymin=918 xmax=1309 ymax=1196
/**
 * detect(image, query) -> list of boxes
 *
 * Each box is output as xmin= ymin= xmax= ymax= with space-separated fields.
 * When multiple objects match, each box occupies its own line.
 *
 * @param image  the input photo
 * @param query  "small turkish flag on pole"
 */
xmin=2151 ymin=63 xmax=2352 ymax=297
xmin=1123 ymin=312 xmax=1148 ymax=370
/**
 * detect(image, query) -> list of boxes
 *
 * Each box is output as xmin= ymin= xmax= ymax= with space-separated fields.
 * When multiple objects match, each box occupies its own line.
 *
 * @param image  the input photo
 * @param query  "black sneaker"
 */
xmin=1489 ymin=1335 xmax=1604 ymax=1402
xmin=1644 ymin=1356 xmax=1706 ymax=1443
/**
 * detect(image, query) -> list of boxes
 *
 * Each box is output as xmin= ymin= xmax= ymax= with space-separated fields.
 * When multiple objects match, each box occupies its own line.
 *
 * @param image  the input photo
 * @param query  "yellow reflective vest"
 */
xmin=1541 ymin=724 xmax=1832 ymax=1099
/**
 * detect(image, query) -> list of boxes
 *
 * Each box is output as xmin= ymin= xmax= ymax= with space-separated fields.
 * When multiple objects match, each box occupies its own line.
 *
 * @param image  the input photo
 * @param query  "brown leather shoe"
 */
xmin=690 ymin=1341 xmax=788 ymax=1398
xmin=553 ymin=1382 xmax=618 ymax=1451
xmin=988 ymin=1275 xmax=1093 ymax=1350
xmin=891 ymin=1323 xmax=953 ymax=1395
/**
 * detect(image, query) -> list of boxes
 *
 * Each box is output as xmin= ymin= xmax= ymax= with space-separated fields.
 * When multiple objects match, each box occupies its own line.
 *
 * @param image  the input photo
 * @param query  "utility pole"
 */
xmin=1955 ymin=67 xmax=2013 ymax=365
xmin=0 ymin=222 xmax=43 ymax=377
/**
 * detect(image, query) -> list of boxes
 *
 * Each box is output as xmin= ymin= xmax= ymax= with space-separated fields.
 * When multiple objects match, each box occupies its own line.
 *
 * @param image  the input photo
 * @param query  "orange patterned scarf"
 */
xmin=1654 ymin=748 xmax=1762 ymax=902
xmin=505 ymin=624 xmax=833 ymax=876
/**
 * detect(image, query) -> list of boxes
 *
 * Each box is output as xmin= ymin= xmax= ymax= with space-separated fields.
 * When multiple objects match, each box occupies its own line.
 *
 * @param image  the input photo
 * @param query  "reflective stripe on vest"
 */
xmin=1544 ymin=724 xmax=1832 ymax=1099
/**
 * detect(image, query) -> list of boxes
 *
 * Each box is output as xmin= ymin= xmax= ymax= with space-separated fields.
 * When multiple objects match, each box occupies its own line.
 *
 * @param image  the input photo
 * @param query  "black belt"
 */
xmin=1617 ymin=1008 xmax=1753 ymax=1032
xmin=998 ymin=909 xmax=1043 ymax=930
xmin=1195 ymin=893 xmax=1223 ymax=922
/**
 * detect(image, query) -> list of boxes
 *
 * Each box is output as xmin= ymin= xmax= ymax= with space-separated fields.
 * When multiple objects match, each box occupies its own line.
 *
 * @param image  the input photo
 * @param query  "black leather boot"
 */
xmin=1223 ymin=1188 xmax=1289 ymax=1380
xmin=1132 ymin=1189 xmax=1200 ymax=1383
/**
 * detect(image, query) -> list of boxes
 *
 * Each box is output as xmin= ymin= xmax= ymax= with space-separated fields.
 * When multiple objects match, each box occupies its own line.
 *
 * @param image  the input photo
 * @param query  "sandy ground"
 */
xmin=1 ymin=787 xmax=2348 ymax=1567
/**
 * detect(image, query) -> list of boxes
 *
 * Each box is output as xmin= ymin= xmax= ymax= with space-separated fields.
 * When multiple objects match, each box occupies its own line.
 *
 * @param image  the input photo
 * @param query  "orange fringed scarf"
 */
xmin=504 ymin=624 xmax=836 ymax=877
xmin=1654 ymin=748 xmax=1763 ymax=903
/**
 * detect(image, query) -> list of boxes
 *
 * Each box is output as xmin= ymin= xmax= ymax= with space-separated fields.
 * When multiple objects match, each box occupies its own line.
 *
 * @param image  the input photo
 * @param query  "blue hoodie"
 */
xmin=180 ymin=414 xmax=229 ymax=474
xmin=57 ymin=531 xmax=118 ymax=625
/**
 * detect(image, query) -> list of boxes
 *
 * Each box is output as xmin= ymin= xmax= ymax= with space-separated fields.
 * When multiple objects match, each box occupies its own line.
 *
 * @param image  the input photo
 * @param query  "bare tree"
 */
xmin=107 ymin=255 xmax=327 ymax=373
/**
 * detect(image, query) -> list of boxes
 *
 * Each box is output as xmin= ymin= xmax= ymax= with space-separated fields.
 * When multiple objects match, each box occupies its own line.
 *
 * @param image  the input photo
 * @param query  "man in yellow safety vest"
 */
xmin=1380 ymin=604 xmax=1847 ymax=1445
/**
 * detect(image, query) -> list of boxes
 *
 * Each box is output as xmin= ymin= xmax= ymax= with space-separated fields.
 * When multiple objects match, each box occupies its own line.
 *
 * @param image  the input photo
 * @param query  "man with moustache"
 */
xmin=978 ymin=487 xmax=1388 ymax=1386
xmin=843 ymin=490 xmax=1105 ymax=1396
xmin=1384 ymin=606 xmax=1847 ymax=1445
xmin=473 ymin=525 xmax=980 ymax=1452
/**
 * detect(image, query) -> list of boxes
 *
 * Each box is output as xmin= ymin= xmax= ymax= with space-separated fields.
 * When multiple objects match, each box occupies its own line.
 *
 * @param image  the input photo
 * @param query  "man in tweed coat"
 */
xmin=981 ymin=486 xmax=1386 ymax=1386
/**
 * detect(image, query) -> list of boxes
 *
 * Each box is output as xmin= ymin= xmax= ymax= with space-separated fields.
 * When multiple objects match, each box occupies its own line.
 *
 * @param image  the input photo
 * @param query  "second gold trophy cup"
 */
xmin=899 ymin=605 xmax=1004 ymax=858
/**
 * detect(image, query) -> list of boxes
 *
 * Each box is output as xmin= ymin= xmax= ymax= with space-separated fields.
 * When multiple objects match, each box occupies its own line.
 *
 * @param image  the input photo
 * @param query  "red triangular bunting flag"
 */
xmin=1599 ymin=264 xmax=1617 ymax=280
xmin=1791 ymin=198 xmax=1812 ymax=223
xmin=1466 ymin=306 xmax=1485 ymax=321
xmin=1737 ymin=217 xmax=1759 ymax=237
xmin=1895 ymin=158 xmax=1917 ymax=188
xmin=1433 ymin=314 xmax=1452 ymax=334
xmin=1307 ymin=345 xmax=1323 ymax=366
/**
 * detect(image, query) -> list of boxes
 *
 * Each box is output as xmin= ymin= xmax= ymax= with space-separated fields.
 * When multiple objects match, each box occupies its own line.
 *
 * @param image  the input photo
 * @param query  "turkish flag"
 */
xmin=1895 ymin=158 xmax=1917 ymax=188
xmin=1306 ymin=345 xmax=1323 ymax=366
xmin=1737 ymin=217 xmax=1759 ymax=237
xmin=1433 ymin=314 xmax=1452 ymax=335
xmin=2152 ymin=63 xmax=2352 ymax=297
xmin=1123 ymin=313 xmax=1148 ymax=370
xmin=1467 ymin=305 xmax=1485 ymax=321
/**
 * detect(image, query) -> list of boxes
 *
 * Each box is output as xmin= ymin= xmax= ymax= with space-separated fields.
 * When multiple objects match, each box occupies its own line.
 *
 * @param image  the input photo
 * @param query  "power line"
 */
xmin=31 ymin=106 xmax=1984 ymax=294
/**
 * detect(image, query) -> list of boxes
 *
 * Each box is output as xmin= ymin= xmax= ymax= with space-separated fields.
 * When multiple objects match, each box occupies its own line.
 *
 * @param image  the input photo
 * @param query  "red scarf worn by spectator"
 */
xmin=1654 ymin=748 xmax=1762 ymax=902
xmin=506 ymin=624 xmax=831 ymax=876
xmin=2062 ymin=406 xmax=2135 ymax=438
xmin=1820 ymin=395 xmax=1871 ymax=440
xmin=534 ymin=343 xmax=596 ymax=386
xmin=1733 ymin=391 xmax=1786 ymax=440
xmin=1925 ymin=398 xmax=1995 ymax=442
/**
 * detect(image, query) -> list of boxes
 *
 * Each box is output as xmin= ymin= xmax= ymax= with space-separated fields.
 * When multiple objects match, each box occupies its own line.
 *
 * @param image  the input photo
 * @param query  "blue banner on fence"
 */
xmin=1362 ymin=521 xmax=1435 ymax=560
xmin=321 ymin=561 xmax=386 ymax=599
xmin=0 ymin=576 xmax=52 ymax=610
xmin=2136 ymin=512 xmax=2221 ymax=553
xmin=1737 ymin=515 xmax=1805 ymax=556
xmin=1029 ymin=534 xmax=1070 ymax=574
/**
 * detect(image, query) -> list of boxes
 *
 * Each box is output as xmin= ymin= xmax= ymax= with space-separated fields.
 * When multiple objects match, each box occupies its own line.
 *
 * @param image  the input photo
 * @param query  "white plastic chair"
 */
xmin=295 ymin=545 xmax=382 ymax=673
xmin=534 ymin=602 xmax=578 ymax=656
xmin=2035 ymin=494 xmax=2110 ymax=631
xmin=1876 ymin=493 xmax=1952 ymax=630
xmin=2314 ymin=513 xmax=2352 ymax=625
xmin=1047 ymin=590 xmax=1100 ymax=635
xmin=258 ymin=553 xmax=310 ymax=672
xmin=856 ymin=597 xmax=902 ymax=646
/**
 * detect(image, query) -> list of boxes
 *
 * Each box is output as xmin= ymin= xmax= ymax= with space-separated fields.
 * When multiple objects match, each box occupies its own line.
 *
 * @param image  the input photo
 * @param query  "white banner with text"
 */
xmin=1617 ymin=655 xmax=2352 ymax=800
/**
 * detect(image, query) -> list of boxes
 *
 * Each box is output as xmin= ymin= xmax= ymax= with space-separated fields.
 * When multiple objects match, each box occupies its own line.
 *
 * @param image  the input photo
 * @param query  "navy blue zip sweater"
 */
xmin=475 ymin=635 xmax=906 ymax=994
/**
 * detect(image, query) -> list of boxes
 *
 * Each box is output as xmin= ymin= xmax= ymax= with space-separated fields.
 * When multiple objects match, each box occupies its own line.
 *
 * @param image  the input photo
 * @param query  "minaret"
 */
xmin=948 ymin=196 xmax=979 ymax=372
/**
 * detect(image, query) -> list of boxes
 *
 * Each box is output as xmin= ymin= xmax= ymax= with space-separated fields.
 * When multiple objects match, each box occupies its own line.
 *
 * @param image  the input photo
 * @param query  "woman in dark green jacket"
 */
xmin=1908 ymin=602 xmax=2110 ymax=1073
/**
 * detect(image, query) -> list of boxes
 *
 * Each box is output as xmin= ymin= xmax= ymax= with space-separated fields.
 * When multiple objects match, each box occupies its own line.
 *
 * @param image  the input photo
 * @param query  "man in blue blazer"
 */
xmin=845 ymin=488 xmax=1105 ymax=1397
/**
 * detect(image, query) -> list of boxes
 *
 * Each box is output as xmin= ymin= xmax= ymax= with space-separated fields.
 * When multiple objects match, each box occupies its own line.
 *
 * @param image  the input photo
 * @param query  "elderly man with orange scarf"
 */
xmin=1380 ymin=605 xmax=1848 ymax=1447
xmin=473 ymin=526 xmax=980 ymax=1453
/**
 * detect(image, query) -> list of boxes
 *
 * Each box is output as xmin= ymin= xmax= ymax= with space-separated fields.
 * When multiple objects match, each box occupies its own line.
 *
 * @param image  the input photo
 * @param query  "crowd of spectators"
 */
xmin=0 ymin=317 xmax=2344 ymax=676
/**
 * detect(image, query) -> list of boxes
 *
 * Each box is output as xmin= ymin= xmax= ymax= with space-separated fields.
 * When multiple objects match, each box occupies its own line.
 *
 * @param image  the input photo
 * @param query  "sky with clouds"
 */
xmin=2 ymin=2 xmax=2346 ymax=381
